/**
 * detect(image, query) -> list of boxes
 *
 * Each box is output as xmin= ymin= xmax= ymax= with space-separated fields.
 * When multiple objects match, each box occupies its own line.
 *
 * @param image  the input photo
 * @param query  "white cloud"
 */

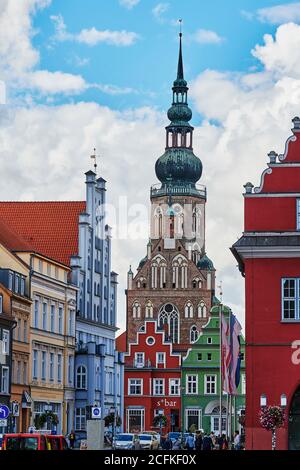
xmin=51 ymin=14 xmax=139 ymax=46
xmin=26 ymin=70 xmax=87 ymax=94
xmin=257 ymin=2 xmax=300 ymax=24
xmin=119 ymin=0 xmax=140 ymax=9
xmin=252 ymin=23 xmax=300 ymax=78
xmin=152 ymin=3 xmax=169 ymax=22
xmin=191 ymin=29 xmax=224 ymax=45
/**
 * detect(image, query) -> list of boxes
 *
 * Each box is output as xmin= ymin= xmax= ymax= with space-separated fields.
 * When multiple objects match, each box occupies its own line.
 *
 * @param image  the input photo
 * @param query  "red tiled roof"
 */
xmin=0 ymin=218 xmax=33 ymax=252
xmin=116 ymin=331 xmax=127 ymax=353
xmin=0 ymin=202 xmax=86 ymax=267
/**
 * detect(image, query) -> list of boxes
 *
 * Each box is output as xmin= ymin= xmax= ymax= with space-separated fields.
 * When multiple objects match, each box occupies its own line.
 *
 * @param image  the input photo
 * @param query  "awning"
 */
xmin=22 ymin=391 xmax=33 ymax=407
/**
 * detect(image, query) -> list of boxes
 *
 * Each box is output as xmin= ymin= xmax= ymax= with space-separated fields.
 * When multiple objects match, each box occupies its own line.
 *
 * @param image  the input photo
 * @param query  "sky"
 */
xmin=2 ymin=0 xmax=300 ymax=333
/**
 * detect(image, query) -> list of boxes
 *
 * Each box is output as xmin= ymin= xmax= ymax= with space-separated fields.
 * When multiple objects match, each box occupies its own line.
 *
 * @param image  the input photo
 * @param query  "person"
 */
xmin=173 ymin=436 xmax=182 ymax=450
xmin=210 ymin=432 xmax=217 ymax=450
xmin=218 ymin=434 xmax=228 ymax=450
xmin=185 ymin=432 xmax=195 ymax=450
xmin=163 ymin=434 xmax=173 ymax=451
xmin=234 ymin=431 xmax=241 ymax=450
xmin=69 ymin=430 xmax=76 ymax=449
xmin=133 ymin=435 xmax=141 ymax=450
xmin=195 ymin=431 xmax=203 ymax=451
xmin=202 ymin=432 xmax=213 ymax=451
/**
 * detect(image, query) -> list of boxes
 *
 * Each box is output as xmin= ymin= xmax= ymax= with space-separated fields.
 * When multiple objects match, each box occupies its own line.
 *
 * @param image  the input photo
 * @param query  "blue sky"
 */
xmin=31 ymin=0 xmax=285 ymax=114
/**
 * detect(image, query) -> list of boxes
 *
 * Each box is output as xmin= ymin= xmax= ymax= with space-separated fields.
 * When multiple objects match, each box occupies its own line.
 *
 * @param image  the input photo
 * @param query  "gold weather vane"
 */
xmin=90 ymin=148 xmax=98 ymax=173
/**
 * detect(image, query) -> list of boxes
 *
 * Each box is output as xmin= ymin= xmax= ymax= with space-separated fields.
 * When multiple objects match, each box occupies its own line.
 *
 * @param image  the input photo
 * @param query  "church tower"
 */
xmin=126 ymin=34 xmax=216 ymax=348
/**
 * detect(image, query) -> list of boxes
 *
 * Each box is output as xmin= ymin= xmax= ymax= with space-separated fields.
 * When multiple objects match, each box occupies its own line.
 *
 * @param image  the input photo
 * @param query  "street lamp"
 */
xmin=110 ymin=406 xmax=116 ymax=443
xmin=158 ymin=409 xmax=164 ymax=437
xmin=44 ymin=403 xmax=53 ymax=432
xmin=280 ymin=394 xmax=287 ymax=408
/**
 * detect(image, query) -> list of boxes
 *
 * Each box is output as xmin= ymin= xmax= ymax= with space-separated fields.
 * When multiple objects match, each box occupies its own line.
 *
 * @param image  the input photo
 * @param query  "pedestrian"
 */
xmin=69 ymin=429 xmax=76 ymax=449
xmin=185 ymin=432 xmax=195 ymax=450
xmin=210 ymin=432 xmax=217 ymax=449
xmin=218 ymin=434 xmax=228 ymax=450
xmin=195 ymin=431 xmax=203 ymax=451
xmin=163 ymin=434 xmax=173 ymax=451
xmin=202 ymin=432 xmax=213 ymax=451
xmin=133 ymin=434 xmax=141 ymax=450
xmin=173 ymin=437 xmax=182 ymax=450
xmin=233 ymin=431 xmax=241 ymax=450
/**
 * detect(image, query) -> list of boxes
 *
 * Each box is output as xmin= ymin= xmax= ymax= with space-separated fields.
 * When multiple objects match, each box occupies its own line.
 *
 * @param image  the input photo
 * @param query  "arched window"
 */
xmin=185 ymin=301 xmax=194 ymax=318
xmin=172 ymin=254 xmax=188 ymax=289
xmin=76 ymin=365 xmax=87 ymax=390
xmin=158 ymin=304 xmax=179 ymax=343
xmin=193 ymin=208 xmax=201 ymax=236
xmin=198 ymin=301 xmax=207 ymax=318
xmin=151 ymin=255 xmax=167 ymax=289
xmin=145 ymin=301 xmax=153 ymax=318
xmin=133 ymin=301 xmax=141 ymax=319
xmin=193 ymin=278 xmax=202 ymax=289
xmin=190 ymin=325 xmax=199 ymax=343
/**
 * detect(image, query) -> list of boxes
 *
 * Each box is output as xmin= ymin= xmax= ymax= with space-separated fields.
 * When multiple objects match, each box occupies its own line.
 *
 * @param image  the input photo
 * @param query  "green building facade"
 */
xmin=181 ymin=304 xmax=246 ymax=436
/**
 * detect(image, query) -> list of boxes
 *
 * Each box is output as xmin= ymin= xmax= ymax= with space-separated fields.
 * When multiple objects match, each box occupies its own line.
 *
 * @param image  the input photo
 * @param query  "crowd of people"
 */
xmin=160 ymin=430 xmax=243 ymax=451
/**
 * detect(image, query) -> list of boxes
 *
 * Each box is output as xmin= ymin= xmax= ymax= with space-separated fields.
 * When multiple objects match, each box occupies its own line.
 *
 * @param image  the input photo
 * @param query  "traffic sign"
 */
xmin=0 ymin=405 xmax=9 ymax=419
xmin=91 ymin=407 xmax=101 ymax=419
xmin=0 ymin=419 xmax=7 ymax=427
xmin=12 ymin=402 xmax=20 ymax=417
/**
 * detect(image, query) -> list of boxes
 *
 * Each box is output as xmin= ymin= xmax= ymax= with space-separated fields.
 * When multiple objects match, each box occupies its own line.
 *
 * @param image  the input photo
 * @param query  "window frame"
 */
xmin=153 ymin=378 xmax=165 ymax=396
xmin=169 ymin=378 xmax=180 ymax=396
xmin=2 ymin=329 xmax=9 ymax=355
xmin=128 ymin=378 xmax=143 ymax=395
xmin=76 ymin=365 xmax=87 ymax=390
xmin=156 ymin=352 xmax=166 ymax=367
xmin=205 ymin=374 xmax=217 ymax=395
xmin=297 ymin=199 xmax=300 ymax=230
xmin=1 ymin=366 xmax=9 ymax=393
xmin=186 ymin=374 xmax=198 ymax=395
xmin=282 ymin=278 xmax=300 ymax=321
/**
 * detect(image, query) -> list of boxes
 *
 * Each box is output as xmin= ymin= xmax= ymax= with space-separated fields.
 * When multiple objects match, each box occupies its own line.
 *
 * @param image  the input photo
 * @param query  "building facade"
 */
xmin=0 ymin=284 xmax=15 ymax=434
xmin=126 ymin=34 xmax=215 ymax=353
xmin=70 ymin=171 xmax=123 ymax=438
xmin=182 ymin=305 xmax=245 ymax=435
xmin=124 ymin=321 xmax=181 ymax=434
xmin=231 ymin=116 xmax=300 ymax=450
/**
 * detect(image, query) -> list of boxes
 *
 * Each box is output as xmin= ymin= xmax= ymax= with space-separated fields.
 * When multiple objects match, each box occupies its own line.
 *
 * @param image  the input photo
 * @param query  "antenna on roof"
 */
xmin=90 ymin=148 xmax=98 ymax=174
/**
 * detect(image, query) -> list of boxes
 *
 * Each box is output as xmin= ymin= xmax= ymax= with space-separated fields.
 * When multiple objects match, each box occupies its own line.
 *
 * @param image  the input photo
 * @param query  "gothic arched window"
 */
xmin=158 ymin=304 xmax=179 ymax=343
xmin=133 ymin=301 xmax=141 ymax=319
xmin=190 ymin=325 xmax=199 ymax=343
xmin=185 ymin=301 xmax=194 ymax=318
xmin=145 ymin=301 xmax=153 ymax=318
xmin=151 ymin=255 xmax=167 ymax=289
xmin=172 ymin=254 xmax=188 ymax=289
xmin=198 ymin=301 xmax=207 ymax=318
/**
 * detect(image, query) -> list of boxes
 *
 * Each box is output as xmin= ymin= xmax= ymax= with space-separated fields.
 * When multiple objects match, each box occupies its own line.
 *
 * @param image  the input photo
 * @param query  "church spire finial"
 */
xmin=177 ymin=19 xmax=184 ymax=80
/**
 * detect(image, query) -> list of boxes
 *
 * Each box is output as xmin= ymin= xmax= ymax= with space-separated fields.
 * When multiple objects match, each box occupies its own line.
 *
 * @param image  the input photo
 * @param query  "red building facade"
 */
xmin=123 ymin=321 xmax=181 ymax=434
xmin=231 ymin=117 xmax=300 ymax=450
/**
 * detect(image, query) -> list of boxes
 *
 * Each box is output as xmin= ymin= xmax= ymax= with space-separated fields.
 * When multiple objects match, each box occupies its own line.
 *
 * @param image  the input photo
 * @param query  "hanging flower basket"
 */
xmin=259 ymin=406 xmax=285 ymax=431
xmin=104 ymin=413 xmax=122 ymax=427
xmin=35 ymin=411 xmax=59 ymax=429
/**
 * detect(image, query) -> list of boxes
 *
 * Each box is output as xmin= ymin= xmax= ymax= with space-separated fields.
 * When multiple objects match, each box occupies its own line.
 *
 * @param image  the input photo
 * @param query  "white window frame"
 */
xmin=58 ymin=305 xmax=63 ymax=334
xmin=34 ymin=299 xmax=39 ymax=328
xmin=153 ymin=378 xmax=165 ymax=396
xmin=2 ymin=329 xmax=9 ymax=355
xmin=186 ymin=375 xmax=198 ymax=395
xmin=282 ymin=278 xmax=300 ymax=321
xmin=205 ymin=374 xmax=217 ymax=395
xmin=241 ymin=374 xmax=246 ymax=395
xmin=50 ymin=304 xmax=55 ymax=332
xmin=297 ymin=199 xmax=300 ymax=230
xmin=126 ymin=408 xmax=145 ymax=433
xmin=33 ymin=350 xmax=38 ymax=379
xmin=42 ymin=302 xmax=47 ymax=330
xmin=128 ymin=378 xmax=143 ymax=395
xmin=134 ymin=352 xmax=145 ymax=368
xmin=76 ymin=365 xmax=87 ymax=390
xmin=41 ymin=351 xmax=46 ymax=381
xmin=75 ymin=407 xmax=86 ymax=431
xmin=49 ymin=352 xmax=54 ymax=382
xmin=57 ymin=354 xmax=62 ymax=383
xmin=169 ymin=378 xmax=180 ymax=396
xmin=156 ymin=352 xmax=166 ymax=367
xmin=1 ymin=366 xmax=9 ymax=393
xmin=185 ymin=408 xmax=202 ymax=431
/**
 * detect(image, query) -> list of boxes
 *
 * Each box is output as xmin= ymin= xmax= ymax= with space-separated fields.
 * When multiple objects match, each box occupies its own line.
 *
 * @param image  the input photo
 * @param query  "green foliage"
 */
xmin=153 ymin=415 xmax=168 ymax=428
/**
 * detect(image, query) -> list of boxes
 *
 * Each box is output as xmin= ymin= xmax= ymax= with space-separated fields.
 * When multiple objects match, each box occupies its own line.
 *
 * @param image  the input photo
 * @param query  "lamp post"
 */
xmin=44 ymin=403 xmax=53 ymax=432
xmin=110 ymin=406 xmax=116 ymax=443
xmin=259 ymin=393 xmax=286 ymax=450
xmin=158 ymin=409 xmax=164 ymax=437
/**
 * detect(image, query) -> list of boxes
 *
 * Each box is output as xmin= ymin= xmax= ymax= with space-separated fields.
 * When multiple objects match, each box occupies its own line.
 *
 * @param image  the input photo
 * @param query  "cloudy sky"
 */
xmin=1 ymin=0 xmax=300 ymax=333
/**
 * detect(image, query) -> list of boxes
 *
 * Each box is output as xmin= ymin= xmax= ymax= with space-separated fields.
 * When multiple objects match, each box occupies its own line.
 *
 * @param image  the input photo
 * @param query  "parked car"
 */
xmin=47 ymin=435 xmax=69 ymax=450
xmin=138 ymin=434 xmax=160 ymax=450
xmin=143 ymin=431 xmax=160 ymax=446
xmin=112 ymin=433 xmax=135 ymax=450
xmin=2 ymin=433 xmax=50 ymax=451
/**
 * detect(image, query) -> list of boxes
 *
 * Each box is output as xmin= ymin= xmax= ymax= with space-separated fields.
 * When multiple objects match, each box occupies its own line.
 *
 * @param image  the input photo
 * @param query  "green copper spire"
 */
xmin=152 ymin=31 xmax=205 ymax=200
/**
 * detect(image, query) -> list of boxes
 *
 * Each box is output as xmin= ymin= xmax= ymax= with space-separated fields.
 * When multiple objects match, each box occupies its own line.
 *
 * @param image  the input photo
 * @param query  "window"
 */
xmin=207 ymin=353 xmax=212 ymax=361
xmin=207 ymin=337 xmax=212 ymax=344
xmin=129 ymin=378 xmax=143 ymax=395
xmin=75 ymin=408 xmax=86 ymax=431
xmin=42 ymin=302 xmax=47 ymax=330
xmin=33 ymin=350 xmax=38 ymax=379
xmin=1 ymin=366 xmax=9 ymax=393
xmin=17 ymin=361 xmax=21 ymax=384
xmin=49 ymin=353 xmax=54 ymax=381
xmin=68 ymin=310 xmax=75 ymax=336
xmin=198 ymin=302 xmax=207 ymax=318
xmin=8 ymin=272 xmax=13 ymax=290
xmin=190 ymin=325 xmax=199 ymax=343
xmin=241 ymin=374 xmax=246 ymax=395
xmin=41 ymin=351 xmax=46 ymax=381
xmin=76 ymin=365 xmax=87 ymax=390
xmin=2 ymin=330 xmax=9 ymax=354
xmin=23 ymin=362 xmax=27 ymax=385
xmin=198 ymin=353 xmax=202 ymax=361
xmin=185 ymin=301 xmax=194 ymax=318
xmin=205 ymin=375 xmax=217 ymax=394
xmin=153 ymin=379 xmax=165 ymax=396
xmin=134 ymin=352 xmax=145 ymax=368
xmin=47 ymin=264 xmax=51 ymax=277
xmin=132 ymin=301 xmax=141 ymax=319
xmin=186 ymin=375 xmax=198 ymax=395
xmin=34 ymin=299 xmax=39 ymax=328
xmin=57 ymin=354 xmax=62 ymax=383
xmin=282 ymin=278 xmax=300 ymax=320
xmin=68 ymin=356 xmax=73 ymax=385
xmin=17 ymin=319 xmax=21 ymax=341
xmin=297 ymin=199 xmax=300 ymax=230
xmin=145 ymin=301 xmax=153 ymax=318
xmin=20 ymin=277 xmax=25 ymax=296
xmin=158 ymin=304 xmax=179 ymax=343
xmin=156 ymin=352 xmax=166 ymax=367
xmin=185 ymin=409 xmax=202 ymax=432
xmin=169 ymin=378 xmax=180 ymax=396
xmin=58 ymin=306 xmax=63 ymax=334
xmin=24 ymin=320 xmax=27 ymax=343
xmin=0 ymin=295 xmax=2 ymax=313
xmin=15 ymin=274 xmax=20 ymax=294
xmin=50 ymin=304 xmax=55 ymax=332
xmin=39 ymin=260 xmax=43 ymax=273
xmin=126 ymin=409 xmax=144 ymax=433
xmin=146 ymin=336 xmax=155 ymax=346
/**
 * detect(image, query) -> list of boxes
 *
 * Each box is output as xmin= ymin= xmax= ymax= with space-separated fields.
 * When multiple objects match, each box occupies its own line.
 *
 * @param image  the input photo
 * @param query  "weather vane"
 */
xmin=218 ymin=281 xmax=223 ymax=303
xmin=90 ymin=148 xmax=98 ymax=173
xmin=179 ymin=18 xmax=183 ymax=36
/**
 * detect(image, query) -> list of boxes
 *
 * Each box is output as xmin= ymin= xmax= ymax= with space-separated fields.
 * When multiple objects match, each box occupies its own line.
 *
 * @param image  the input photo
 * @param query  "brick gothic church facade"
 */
xmin=126 ymin=34 xmax=216 ymax=350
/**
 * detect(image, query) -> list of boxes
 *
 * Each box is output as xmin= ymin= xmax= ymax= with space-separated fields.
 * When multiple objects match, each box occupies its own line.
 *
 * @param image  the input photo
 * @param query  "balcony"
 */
xmin=150 ymin=183 xmax=206 ymax=199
